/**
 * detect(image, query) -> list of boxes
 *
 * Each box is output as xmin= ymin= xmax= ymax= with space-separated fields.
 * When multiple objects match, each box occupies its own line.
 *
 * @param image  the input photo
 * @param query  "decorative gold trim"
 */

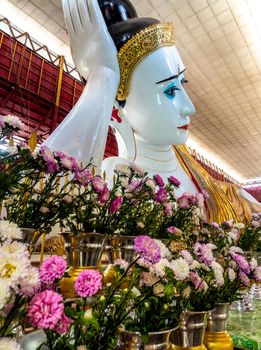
xmin=117 ymin=22 xmax=175 ymax=100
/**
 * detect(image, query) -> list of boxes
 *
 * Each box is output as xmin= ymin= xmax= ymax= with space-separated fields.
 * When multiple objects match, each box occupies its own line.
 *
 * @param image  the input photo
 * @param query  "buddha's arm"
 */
xmin=45 ymin=67 xmax=118 ymax=169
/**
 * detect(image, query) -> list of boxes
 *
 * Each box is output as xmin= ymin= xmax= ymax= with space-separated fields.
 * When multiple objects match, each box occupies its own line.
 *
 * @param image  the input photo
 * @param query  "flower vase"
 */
xmin=204 ymin=303 xmax=234 ymax=350
xmin=171 ymin=311 xmax=208 ymax=349
xmin=20 ymin=228 xmax=42 ymax=255
xmin=117 ymin=328 xmax=175 ymax=349
xmin=59 ymin=232 xmax=109 ymax=298
xmin=108 ymin=235 xmax=136 ymax=263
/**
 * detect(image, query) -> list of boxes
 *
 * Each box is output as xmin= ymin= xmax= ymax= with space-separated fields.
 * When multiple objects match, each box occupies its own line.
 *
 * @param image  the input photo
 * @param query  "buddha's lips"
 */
xmin=178 ymin=124 xmax=190 ymax=130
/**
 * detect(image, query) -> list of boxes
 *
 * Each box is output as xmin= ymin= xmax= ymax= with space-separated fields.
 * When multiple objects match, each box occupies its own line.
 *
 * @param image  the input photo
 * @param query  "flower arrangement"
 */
xmin=4 ymin=146 xmax=90 ymax=234
xmin=237 ymin=213 xmax=261 ymax=252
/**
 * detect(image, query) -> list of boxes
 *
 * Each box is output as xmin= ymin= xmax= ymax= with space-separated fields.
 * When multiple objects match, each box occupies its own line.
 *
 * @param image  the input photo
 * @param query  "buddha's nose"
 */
xmin=180 ymin=106 xmax=195 ymax=117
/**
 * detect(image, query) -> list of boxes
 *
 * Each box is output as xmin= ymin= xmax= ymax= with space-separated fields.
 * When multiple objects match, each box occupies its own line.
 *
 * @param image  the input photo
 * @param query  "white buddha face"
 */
xmin=120 ymin=45 xmax=195 ymax=145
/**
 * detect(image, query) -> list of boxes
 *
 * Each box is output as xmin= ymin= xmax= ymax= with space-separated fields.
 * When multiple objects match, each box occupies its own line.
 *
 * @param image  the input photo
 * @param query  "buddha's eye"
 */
xmin=181 ymin=77 xmax=189 ymax=85
xmin=163 ymin=82 xmax=180 ymax=100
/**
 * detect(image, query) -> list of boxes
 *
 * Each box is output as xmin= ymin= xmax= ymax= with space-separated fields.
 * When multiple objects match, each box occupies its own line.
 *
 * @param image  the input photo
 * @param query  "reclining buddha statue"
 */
xmin=45 ymin=0 xmax=261 ymax=223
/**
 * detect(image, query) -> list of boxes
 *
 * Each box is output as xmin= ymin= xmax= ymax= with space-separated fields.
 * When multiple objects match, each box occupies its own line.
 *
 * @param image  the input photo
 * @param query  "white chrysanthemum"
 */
xmin=140 ymin=272 xmax=159 ymax=287
xmin=151 ymin=258 xmax=171 ymax=278
xmin=4 ymin=114 xmax=24 ymax=130
xmin=228 ymin=231 xmax=238 ymax=241
xmin=0 ymin=221 xmax=22 ymax=241
xmin=0 ymin=240 xmax=28 ymax=257
xmin=211 ymin=261 xmax=224 ymax=286
xmin=154 ymin=239 xmax=171 ymax=259
xmin=170 ymin=258 xmax=190 ymax=281
xmin=18 ymin=266 xmax=40 ymax=297
xmin=0 ymin=337 xmax=22 ymax=350
xmin=229 ymin=246 xmax=243 ymax=255
xmin=0 ymin=243 xmax=30 ymax=286
xmin=0 ymin=279 xmax=11 ymax=310
xmin=228 ymin=268 xmax=236 ymax=282
xmin=114 ymin=164 xmax=132 ymax=177
xmin=180 ymin=250 xmax=194 ymax=264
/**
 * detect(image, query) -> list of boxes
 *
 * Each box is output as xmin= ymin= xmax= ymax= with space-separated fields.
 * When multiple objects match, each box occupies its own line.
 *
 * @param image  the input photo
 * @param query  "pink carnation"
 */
xmin=75 ymin=169 xmax=92 ymax=186
xmin=126 ymin=179 xmax=142 ymax=193
xmin=92 ymin=177 xmax=106 ymax=193
xmin=40 ymin=146 xmax=60 ymax=174
xmin=189 ymin=272 xmax=203 ymax=290
xmin=54 ymin=313 xmax=72 ymax=334
xmin=40 ymin=256 xmax=67 ymax=284
xmin=233 ymin=254 xmax=251 ymax=275
xmin=98 ymin=187 xmax=110 ymax=204
xmin=134 ymin=235 xmax=161 ymax=264
xmin=74 ymin=269 xmax=102 ymax=297
xmin=110 ymin=197 xmax=123 ymax=213
xmin=28 ymin=290 xmax=64 ymax=329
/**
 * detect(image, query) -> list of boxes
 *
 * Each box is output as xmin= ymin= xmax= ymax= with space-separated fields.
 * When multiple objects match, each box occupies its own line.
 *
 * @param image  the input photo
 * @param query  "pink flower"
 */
xmin=54 ymin=313 xmax=72 ymax=334
xmin=210 ymin=222 xmax=219 ymax=229
xmin=129 ymin=162 xmax=145 ymax=176
xmin=189 ymin=272 xmax=203 ymax=290
xmin=154 ymin=174 xmax=164 ymax=187
xmin=18 ymin=266 xmax=41 ymax=297
xmin=110 ymin=197 xmax=123 ymax=213
xmin=167 ymin=226 xmax=178 ymax=234
xmin=251 ymin=220 xmax=260 ymax=228
xmin=74 ymin=269 xmax=102 ymax=297
xmin=28 ymin=290 xmax=64 ymax=329
xmin=164 ymin=202 xmax=173 ymax=218
xmin=126 ymin=179 xmax=142 ymax=193
xmin=54 ymin=150 xmax=74 ymax=170
xmin=98 ymin=187 xmax=110 ymax=204
xmin=134 ymin=235 xmax=161 ymax=264
xmin=169 ymin=176 xmax=181 ymax=187
xmin=202 ymin=189 xmax=209 ymax=200
xmin=114 ymin=259 xmax=129 ymax=270
xmin=239 ymin=271 xmax=250 ymax=287
xmin=233 ymin=254 xmax=251 ymax=275
xmin=196 ymin=193 xmax=205 ymax=209
xmin=254 ymin=266 xmax=261 ymax=281
xmin=155 ymin=188 xmax=168 ymax=203
xmin=75 ymin=169 xmax=92 ymax=186
xmin=92 ymin=177 xmax=106 ymax=193
xmin=40 ymin=256 xmax=67 ymax=284
xmin=181 ymin=250 xmax=194 ymax=264
xmin=40 ymin=146 xmax=60 ymax=174
xmin=177 ymin=192 xmax=197 ymax=209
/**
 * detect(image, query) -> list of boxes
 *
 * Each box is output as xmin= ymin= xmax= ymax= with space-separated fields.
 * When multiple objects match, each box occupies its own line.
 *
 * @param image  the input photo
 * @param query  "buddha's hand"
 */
xmin=62 ymin=0 xmax=120 ymax=82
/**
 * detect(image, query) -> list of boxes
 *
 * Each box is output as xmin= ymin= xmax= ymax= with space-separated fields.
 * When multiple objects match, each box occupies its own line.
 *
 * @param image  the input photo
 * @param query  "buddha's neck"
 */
xmin=134 ymin=139 xmax=180 ymax=174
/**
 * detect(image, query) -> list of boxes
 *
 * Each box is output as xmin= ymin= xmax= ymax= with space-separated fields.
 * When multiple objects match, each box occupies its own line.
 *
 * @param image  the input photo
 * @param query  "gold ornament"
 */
xmin=204 ymin=331 xmax=234 ymax=350
xmin=117 ymin=23 xmax=175 ymax=101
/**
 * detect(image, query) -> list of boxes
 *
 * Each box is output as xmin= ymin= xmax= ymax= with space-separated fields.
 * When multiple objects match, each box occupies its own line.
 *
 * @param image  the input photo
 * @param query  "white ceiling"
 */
xmin=1 ymin=0 xmax=261 ymax=184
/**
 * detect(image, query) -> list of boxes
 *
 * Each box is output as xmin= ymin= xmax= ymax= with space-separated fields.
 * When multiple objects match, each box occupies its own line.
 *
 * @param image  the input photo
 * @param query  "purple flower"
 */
xmin=74 ymin=269 xmax=102 ymax=297
xmin=40 ymin=256 xmax=67 ymax=284
xmin=210 ymin=222 xmax=220 ymax=229
xmin=54 ymin=150 xmax=74 ymax=170
xmin=178 ymin=192 xmax=197 ymax=209
xmin=221 ymin=221 xmax=231 ymax=230
xmin=164 ymin=202 xmax=173 ymax=218
xmin=154 ymin=174 xmax=164 ymax=187
xmin=40 ymin=146 xmax=60 ymax=174
xmin=155 ymin=188 xmax=168 ymax=203
xmin=189 ymin=272 xmax=203 ymax=290
xmin=110 ymin=197 xmax=123 ymax=213
xmin=233 ymin=254 xmax=251 ymax=274
xmin=75 ymin=169 xmax=92 ymax=186
xmin=239 ymin=271 xmax=250 ymax=286
xmin=167 ymin=226 xmax=178 ymax=234
xmin=92 ymin=176 xmax=106 ymax=193
xmin=28 ymin=290 xmax=64 ymax=329
xmin=169 ymin=176 xmax=181 ymax=187
xmin=54 ymin=313 xmax=72 ymax=334
xmin=134 ymin=235 xmax=161 ymax=264
xmin=98 ymin=187 xmax=110 ymax=204
xmin=126 ymin=179 xmax=142 ymax=193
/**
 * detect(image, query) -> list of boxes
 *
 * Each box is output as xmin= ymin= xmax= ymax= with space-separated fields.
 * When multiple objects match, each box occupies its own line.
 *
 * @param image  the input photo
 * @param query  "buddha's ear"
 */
xmin=110 ymin=101 xmax=136 ymax=161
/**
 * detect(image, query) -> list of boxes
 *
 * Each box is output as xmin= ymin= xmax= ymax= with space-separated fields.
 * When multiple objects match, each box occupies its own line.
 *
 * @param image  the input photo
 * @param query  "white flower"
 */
xmin=153 ymin=283 xmax=165 ymax=297
xmin=0 ymin=280 xmax=11 ymax=310
xmin=229 ymin=246 xmax=244 ymax=255
xmin=180 ymin=250 xmax=194 ymax=265
xmin=114 ymin=164 xmax=132 ymax=177
xmin=251 ymin=220 xmax=260 ymax=228
xmin=0 ymin=337 xmax=22 ymax=349
xmin=140 ymin=272 xmax=158 ymax=287
xmin=4 ymin=114 xmax=24 ymax=130
xmin=84 ymin=309 xmax=93 ymax=319
xmin=154 ymin=239 xmax=171 ymax=259
xmin=0 ymin=241 xmax=30 ymax=286
xmin=201 ymin=281 xmax=209 ymax=292
xmin=211 ymin=261 xmax=224 ymax=286
xmin=119 ymin=177 xmax=129 ymax=188
xmin=131 ymin=287 xmax=141 ymax=297
xmin=129 ymin=162 xmax=145 ymax=176
xmin=233 ymin=223 xmax=245 ymax=229
xmin=228 ymin=268 xmax=236 ymax=282
xmin=250 ymin=258 xmax=258 ymax=270
xmin=0 ymin=221 xmax=22 ymax=241
xmin=201 ymin=263 xmax=210 ymax=272
xmin=229 ymin=260 xmax=237 ymax=269
xmin=145 ymin=179 xmax=155 ymax=192
xmin=170 ymin=258 xmax=190 ymax=281
xmin=228 ymin=231 xmax=238 ymax=241
xmin=18 ymin=266 xmax=40 ymax=296
xmin=151 ymin=258 xmax=171 ymax=278
xmin=191 ymin=260 xmax=201 ymax=269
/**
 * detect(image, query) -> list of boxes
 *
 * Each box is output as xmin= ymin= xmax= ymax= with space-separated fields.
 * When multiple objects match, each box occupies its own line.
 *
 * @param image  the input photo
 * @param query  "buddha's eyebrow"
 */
xmin=155 ymin=69 xmax=186 ymax=84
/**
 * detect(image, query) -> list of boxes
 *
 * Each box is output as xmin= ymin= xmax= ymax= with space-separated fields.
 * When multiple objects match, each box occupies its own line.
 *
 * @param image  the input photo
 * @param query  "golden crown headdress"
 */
xmin=117 ymin=22 xmax=175 ymax=101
